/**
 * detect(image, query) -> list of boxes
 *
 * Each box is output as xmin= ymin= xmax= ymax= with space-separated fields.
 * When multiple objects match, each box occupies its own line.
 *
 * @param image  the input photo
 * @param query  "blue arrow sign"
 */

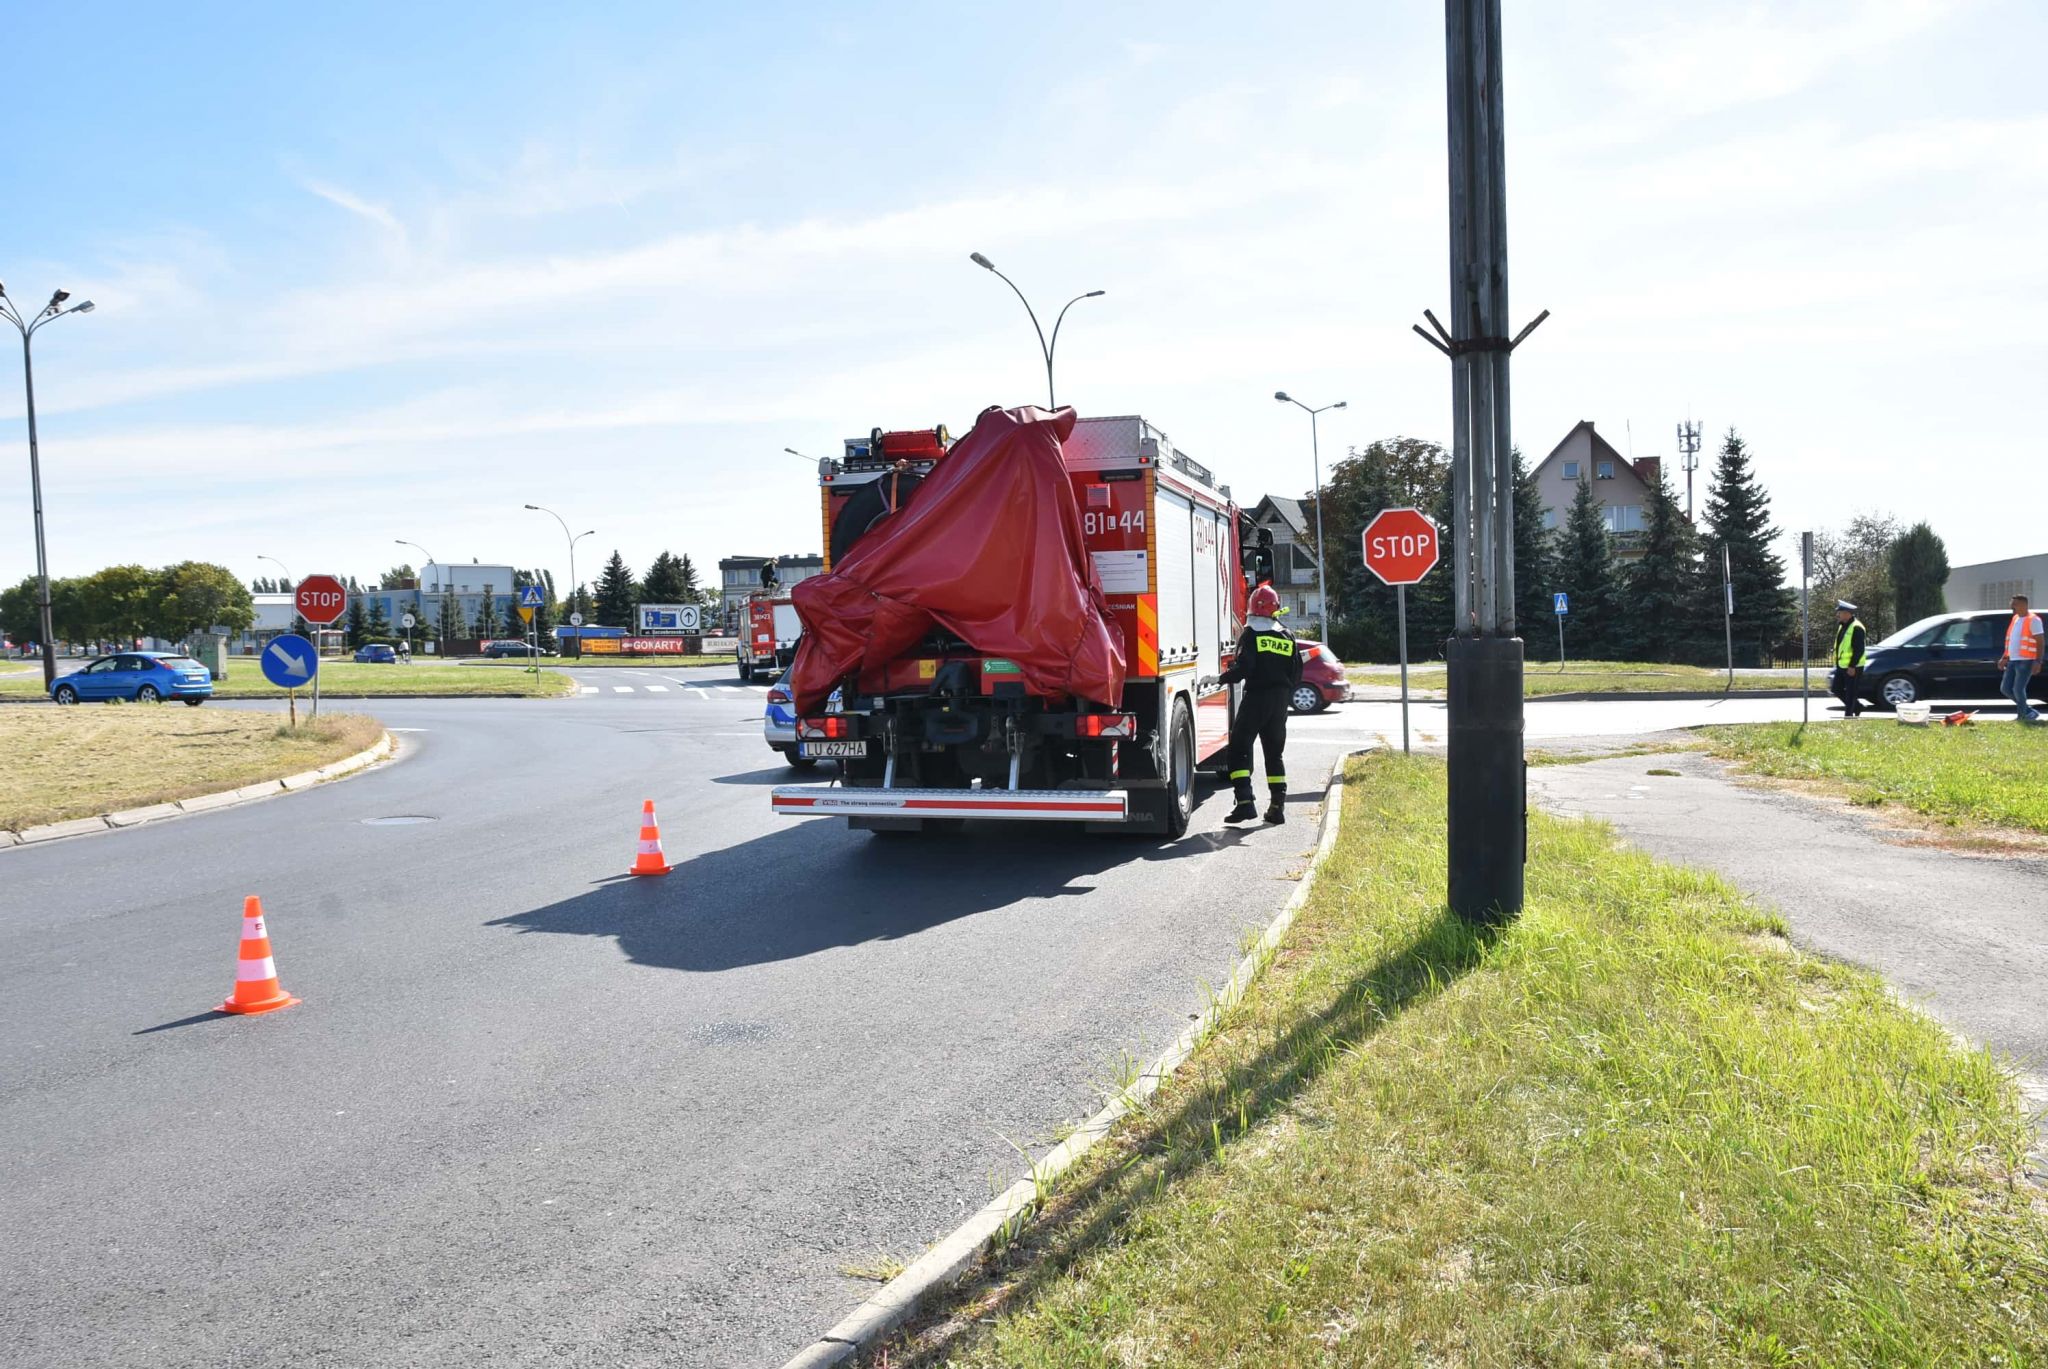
xmin=519 ymin=584 xmax=546 ymax=607
xmin=1553 ymin=592 xmax=1569 ymax=615
xmin=261 ymin=633 xmax=319 ymax=688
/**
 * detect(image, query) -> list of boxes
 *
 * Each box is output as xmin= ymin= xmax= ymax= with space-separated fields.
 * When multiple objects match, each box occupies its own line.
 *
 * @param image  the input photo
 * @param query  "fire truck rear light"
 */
xmin=1076 ymin=713 xmax=1135 ymax=739
xmin=799 ymin=716 xmax=850 ymax=740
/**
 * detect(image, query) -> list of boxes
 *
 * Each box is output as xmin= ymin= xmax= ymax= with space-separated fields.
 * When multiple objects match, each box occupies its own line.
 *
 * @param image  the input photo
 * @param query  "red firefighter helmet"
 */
xmin=1248 ymin=584 xmax=1281 ymax=617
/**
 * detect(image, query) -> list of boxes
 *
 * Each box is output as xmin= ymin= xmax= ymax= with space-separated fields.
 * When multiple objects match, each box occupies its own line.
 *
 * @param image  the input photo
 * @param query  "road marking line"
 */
xmin=612 ymin=686 xmax=633 ymax=693
xmin=580 ymin=687 xmax=598 ymax=694
xmin=646 ymin=685 xmax=669 ymax=692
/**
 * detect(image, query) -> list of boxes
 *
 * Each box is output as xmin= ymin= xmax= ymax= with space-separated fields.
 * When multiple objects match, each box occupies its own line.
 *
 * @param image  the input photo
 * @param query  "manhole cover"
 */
xmin=361 ymin=815 xmax=437 ymax=826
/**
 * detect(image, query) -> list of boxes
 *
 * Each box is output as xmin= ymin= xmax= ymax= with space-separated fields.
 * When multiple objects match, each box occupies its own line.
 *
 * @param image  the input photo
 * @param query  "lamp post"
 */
xmin=1274 ymin=392 xmax=1346 ymax=637
xmin=394 ymin=539 xmax=442 ymax=653
xmin=522 ymin=505 xmax=593 ymax=658
xmin=256 ymin=555 xmax=296 ymax=644
xmin=968 ymin=252 xmax=1102 ymax=410
xmin=2 ymin=284 xmax=95 ymax=689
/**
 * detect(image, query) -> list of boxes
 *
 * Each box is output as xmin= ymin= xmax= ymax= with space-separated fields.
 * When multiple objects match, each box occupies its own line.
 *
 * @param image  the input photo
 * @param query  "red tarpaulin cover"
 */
xmin=788 ymin=404 xmax=1126 ymax=715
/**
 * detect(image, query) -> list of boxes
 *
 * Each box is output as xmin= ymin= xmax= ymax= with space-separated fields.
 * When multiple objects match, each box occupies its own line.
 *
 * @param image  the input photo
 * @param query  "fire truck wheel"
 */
xmin=1140 ymin=699 xmax=1195 ymax=840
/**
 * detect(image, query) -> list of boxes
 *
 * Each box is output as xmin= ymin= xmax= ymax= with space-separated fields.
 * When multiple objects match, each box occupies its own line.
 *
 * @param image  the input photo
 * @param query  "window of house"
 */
xmin=1541 ymin=509 xmax=1558 ymax=530
xmin=1561 ymin=461 xmax=1579 ymax=479
xmin=1596 ymin=460 xmax=1615 ymax=479
xmin=1601 ymin=505 xmax=1644 ymax=533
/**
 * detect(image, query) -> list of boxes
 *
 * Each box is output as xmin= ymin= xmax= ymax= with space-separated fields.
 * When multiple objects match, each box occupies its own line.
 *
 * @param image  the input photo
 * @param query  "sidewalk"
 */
xmin=1526 ymin=751 xmax=2048 ymax=1140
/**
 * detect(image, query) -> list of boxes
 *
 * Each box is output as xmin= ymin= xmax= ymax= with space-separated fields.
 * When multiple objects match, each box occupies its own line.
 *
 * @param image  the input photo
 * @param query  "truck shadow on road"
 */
xmin=484 ymin=817 xmax=1228 ymax=973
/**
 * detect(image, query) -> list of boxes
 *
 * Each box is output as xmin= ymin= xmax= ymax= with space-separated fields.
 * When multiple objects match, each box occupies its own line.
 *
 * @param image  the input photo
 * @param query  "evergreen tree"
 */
xmin=640 ymin=551 xmax=689 ymax=605
xmin=435 ymin=591 xmax=461 ymax=644
xmin=1622 ymin=467 xmax=1710 ymax=662
xmin=363 ymin=597 xmax=391 ymax=642
xmin=593 ymin=551 xmax=638 ymax=628
xmin=344 ymin=597 xmax=367 ymax=648
xmin=1557 ymin=475 xmax=1620 ymax=657
xmin=1888 ymin=523 xmax=1949 ymax=625
xmin=473 ymin=583 xmax=499 ymax=640
xmin=677 ymin=554 xmax=702 ymax=600
xmin=1510 ymin=449 xmax=1560 ymax=657
xmin=1702 ymin=429 xmax=1793 ymax=667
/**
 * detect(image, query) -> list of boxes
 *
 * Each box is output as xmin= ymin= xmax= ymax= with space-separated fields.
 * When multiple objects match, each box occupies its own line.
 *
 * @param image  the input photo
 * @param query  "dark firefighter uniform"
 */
xmin=1830 ymin=601 xmax=1868 ymax=718
xmin=1217 ymin=616 xmax=1302 ymax=824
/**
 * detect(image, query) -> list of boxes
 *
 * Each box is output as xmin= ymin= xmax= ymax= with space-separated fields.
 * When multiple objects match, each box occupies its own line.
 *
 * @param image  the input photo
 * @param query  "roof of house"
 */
xmin=1530 ymin=421 xmax=1657 ymax=503
xmin=1253 ymin=495 xmax=1309 ymax=535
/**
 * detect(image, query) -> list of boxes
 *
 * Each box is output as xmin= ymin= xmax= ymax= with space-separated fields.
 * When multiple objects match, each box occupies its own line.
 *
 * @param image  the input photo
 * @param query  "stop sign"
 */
xmin=1362 ymin=508 xmax=1440 ymax=586
xmin=295 ymin=574 xmax=349 ymax=626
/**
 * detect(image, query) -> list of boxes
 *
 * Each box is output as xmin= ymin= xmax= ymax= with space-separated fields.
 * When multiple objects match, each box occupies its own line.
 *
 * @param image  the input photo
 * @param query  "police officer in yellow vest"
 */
xmin=1214 ymin=583 xmax=1302 ymax=825
xmin=1829 ymin=599 xmax=1868 ymax=717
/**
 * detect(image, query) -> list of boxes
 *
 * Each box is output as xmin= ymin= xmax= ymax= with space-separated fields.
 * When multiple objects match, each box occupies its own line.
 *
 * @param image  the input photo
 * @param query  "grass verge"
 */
xmin=1700 ymin=720 xmax=2048 ymax=834
xmin=0 ymin=661 xmax=576 ymax=699
xmin=1352 ymin=660 xmax=1799 ymax=697
xmin=1 ymin=708 xmax=384 ymax=830
xmin=872 ymin=754 xmax=2046 ymax=1366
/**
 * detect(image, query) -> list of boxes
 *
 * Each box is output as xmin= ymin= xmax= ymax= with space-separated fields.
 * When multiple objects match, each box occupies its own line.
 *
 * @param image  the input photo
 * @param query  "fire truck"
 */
xmin=735 ymin=595 xmax=801 ymax=681
xmin=769 ymin=409 xmax=1253 ymax=838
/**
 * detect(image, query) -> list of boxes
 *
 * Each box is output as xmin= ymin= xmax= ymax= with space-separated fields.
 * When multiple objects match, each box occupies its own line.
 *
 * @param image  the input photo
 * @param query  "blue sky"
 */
xmin=4 ymin=0 xmax=2043 ymax=597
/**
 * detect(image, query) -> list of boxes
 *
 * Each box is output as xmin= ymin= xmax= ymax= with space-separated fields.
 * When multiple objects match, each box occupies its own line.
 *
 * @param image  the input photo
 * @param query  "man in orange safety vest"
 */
xmin=1998 ymin=592 xmax=2043 ymax=724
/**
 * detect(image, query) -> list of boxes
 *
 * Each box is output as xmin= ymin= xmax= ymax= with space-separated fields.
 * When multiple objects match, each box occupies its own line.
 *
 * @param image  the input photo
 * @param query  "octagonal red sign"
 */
xmin=295 ymin=574 xmax=349 ymax=626
xmin=1362 ymin=508 xmax=1440 ymax=586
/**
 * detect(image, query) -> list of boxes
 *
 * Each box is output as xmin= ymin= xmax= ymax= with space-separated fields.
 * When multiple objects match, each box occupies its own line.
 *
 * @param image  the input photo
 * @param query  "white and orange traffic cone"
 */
xmin=628 ymin=799 xmax=672 ymax=876
xmin=218 ymin=895 xmax=299 ymax=1015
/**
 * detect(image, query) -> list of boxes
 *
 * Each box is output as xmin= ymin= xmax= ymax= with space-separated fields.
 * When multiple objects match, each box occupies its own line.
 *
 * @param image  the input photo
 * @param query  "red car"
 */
xmin=1290 ymin=639 xmax=1352 ymax=713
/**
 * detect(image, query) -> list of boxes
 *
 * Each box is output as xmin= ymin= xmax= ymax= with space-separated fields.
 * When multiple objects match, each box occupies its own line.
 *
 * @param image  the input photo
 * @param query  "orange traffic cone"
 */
xmin=218 ymin=895 xmax=299 ymax=1015
xmin=629 ymin=799 xmax=672 ymax=876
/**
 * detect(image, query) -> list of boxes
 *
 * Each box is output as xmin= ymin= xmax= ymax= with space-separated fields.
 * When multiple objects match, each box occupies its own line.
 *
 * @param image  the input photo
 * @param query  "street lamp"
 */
xmin=523 ymin=505 xmax=594 ymax=658
xmin=2 ymin=283 xmax=95 ymax=689
xmin=394 ymin=539 xmax=443 ymax=652
xmin=1275 ymin=391 xmax=1347 ymax=636
xmin=968 ymin=252 xmax=1103 ymax=411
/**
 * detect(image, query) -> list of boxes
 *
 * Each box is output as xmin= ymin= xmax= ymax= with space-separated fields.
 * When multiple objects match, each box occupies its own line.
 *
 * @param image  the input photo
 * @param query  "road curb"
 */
xmin=4 ymin=732 xmax=395 ymax=851
xmin=777 ymin=746 xmax=1375 ymax=1369
xmin=1349 ymin=685 xmax=1812 ymax=704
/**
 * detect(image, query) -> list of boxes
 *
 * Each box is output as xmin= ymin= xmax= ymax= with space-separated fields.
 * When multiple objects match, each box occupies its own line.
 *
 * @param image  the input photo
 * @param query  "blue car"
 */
xmin=50 ymin=651 xmax=213 ymax=706
xmin=354 ymin=643 xmax=398 ymax=663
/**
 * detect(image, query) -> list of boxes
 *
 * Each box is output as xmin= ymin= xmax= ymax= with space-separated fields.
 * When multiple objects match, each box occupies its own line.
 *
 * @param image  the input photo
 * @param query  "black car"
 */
xmin=1856 ymin=610 xmax=2048 ymax=709
xmin=481 ymin=639 xmax=554 ymax=658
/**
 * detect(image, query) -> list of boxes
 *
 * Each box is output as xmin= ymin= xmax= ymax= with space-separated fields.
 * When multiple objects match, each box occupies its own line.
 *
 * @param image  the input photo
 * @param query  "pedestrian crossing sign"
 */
xmin=1553 ymin=592 xmax=1569 ymax=615
xmin=519 ymin=585 xmax=546 ymax=608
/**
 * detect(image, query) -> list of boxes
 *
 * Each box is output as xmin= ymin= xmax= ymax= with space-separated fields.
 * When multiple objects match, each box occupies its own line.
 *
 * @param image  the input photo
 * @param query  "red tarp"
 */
xmin=788 ymin=404 xmax=1126 ymax=714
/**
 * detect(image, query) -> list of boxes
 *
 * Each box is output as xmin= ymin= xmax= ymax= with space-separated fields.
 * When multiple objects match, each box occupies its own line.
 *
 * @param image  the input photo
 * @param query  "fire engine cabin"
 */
xmin=770 ymin=413 xmax=1252 ymax=838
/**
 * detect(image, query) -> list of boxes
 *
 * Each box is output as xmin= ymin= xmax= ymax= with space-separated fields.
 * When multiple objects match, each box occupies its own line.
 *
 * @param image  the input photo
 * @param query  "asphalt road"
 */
xmin=0 ymin=666 xmax=1875 ymax=1367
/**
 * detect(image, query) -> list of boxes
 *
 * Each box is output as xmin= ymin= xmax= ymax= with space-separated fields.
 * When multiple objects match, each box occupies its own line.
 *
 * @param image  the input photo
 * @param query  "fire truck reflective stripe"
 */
xmin=236 ymin=957 xmax=278 ymax=982
xmin=1136 ymin=594 xmax=1159 ymax=676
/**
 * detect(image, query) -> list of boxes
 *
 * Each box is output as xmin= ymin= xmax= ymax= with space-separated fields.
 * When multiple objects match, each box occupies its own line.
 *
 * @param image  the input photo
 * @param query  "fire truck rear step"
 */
xmin=770 ymin=787 xmax=1129 ymax=823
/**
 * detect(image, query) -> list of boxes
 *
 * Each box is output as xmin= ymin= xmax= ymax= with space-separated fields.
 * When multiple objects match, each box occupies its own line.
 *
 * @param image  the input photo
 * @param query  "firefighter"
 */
xmin=1214 ymin=583 xmax=1301 ymax=825
xmin=1830 ymin=599 xmax=1868 ymax=717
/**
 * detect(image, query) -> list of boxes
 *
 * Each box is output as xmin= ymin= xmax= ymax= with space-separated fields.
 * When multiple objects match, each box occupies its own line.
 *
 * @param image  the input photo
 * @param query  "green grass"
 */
xmin=1351 ymin=659 xmax=1800 ymax=697
xmin=1701 ymin=720 xmax=2048 ymax=834
xmin=0 ymin=661 xmax=575 ymax=699
xmin=873 ymin=755 xmax=2045 ymax=1367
